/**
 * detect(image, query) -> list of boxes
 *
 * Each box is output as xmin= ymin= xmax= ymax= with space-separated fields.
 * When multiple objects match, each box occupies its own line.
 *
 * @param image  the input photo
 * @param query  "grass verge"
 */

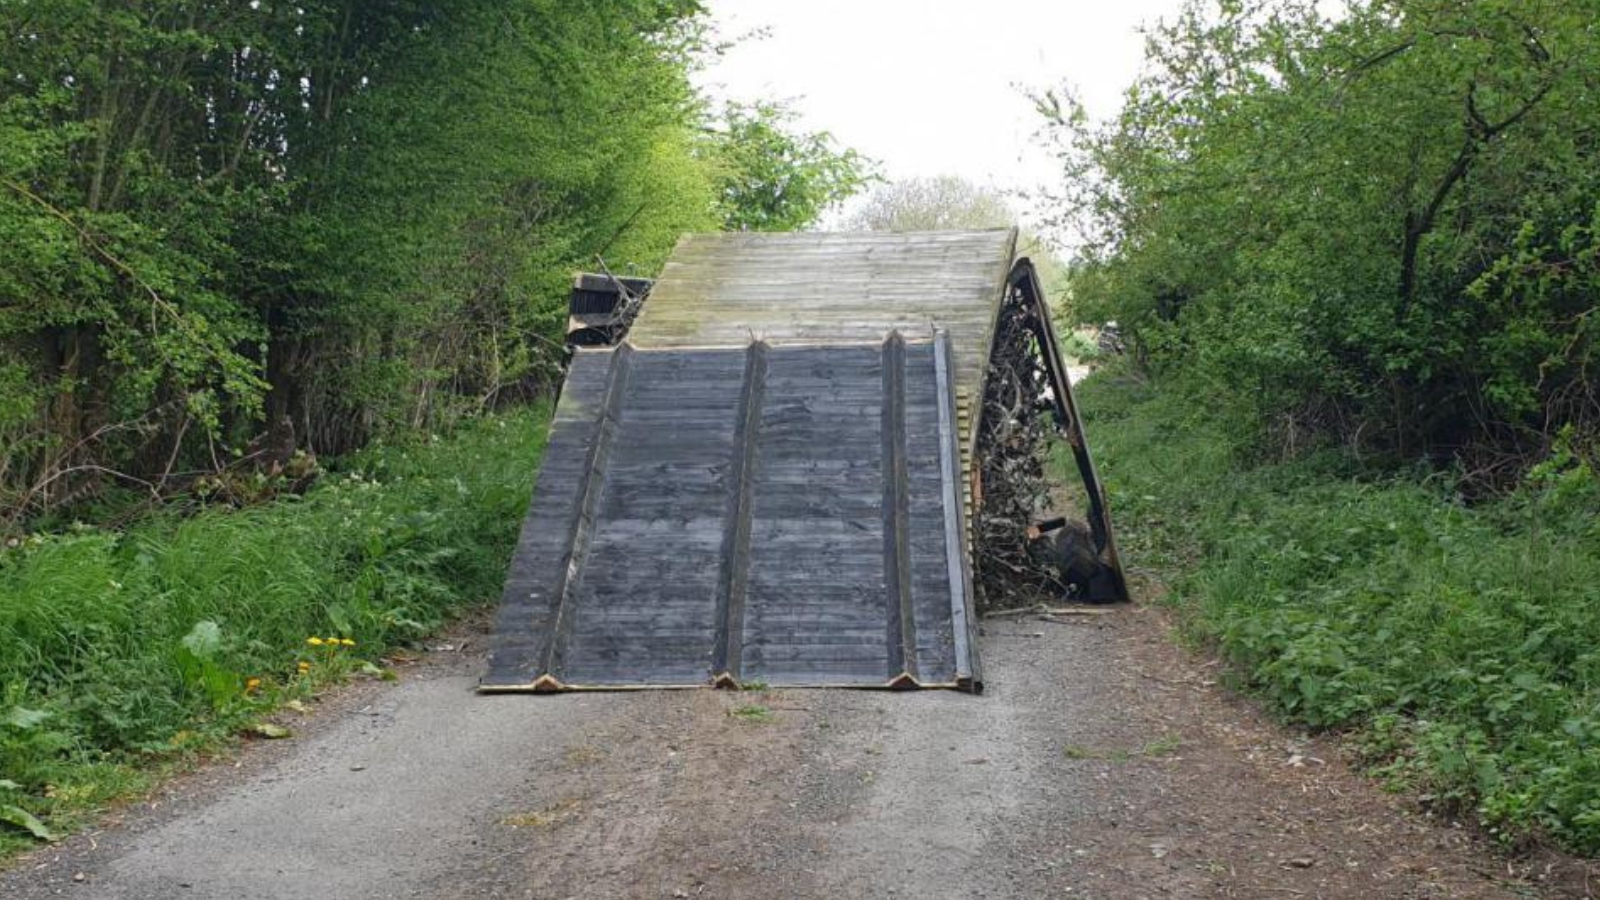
xmin=1073 ymin=373 xmax=1600 ymax=855
xmin=0 ymin=406 xmax=550 ymax=858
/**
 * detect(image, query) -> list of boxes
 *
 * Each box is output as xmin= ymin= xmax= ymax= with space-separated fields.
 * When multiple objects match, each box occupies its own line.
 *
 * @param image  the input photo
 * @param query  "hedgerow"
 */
xmin=0 ymin=407 xmax=548 ymax=855
xmin=1078 ymin=373 xmax=1600 ymax=854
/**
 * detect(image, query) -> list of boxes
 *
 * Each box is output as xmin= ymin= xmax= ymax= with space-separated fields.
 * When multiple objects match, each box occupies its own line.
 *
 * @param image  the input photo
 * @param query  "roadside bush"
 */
xmin=0 ymin=407 xmax=549 ymax=854
xmin=1077 ymin=371 xmax=1600 ymax=854
xmin=1043 ymin=0 xmax=1600 ymax=477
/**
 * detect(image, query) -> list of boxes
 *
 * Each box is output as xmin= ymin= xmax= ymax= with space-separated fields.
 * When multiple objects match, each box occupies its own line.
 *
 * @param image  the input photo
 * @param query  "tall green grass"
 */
xmin=1076 ymin=374 xmax=1600 ymax=855
xmin=0 ymin=407 xmax=549 ymax=854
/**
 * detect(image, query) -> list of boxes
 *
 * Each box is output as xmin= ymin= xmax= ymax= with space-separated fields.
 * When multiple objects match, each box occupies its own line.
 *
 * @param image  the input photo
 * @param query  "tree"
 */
xmin=1038 ymin=0 xmax=1600 ymax=473
xmin=845 ymin=175 xmax=1013 ymax=232
xmin=847 ymin=176 xmax=1069 ymax=299
xmin=0 ymin=1 xmax=867 ymax=523
xmin=710 ymin=101 xmax=872 ymax=232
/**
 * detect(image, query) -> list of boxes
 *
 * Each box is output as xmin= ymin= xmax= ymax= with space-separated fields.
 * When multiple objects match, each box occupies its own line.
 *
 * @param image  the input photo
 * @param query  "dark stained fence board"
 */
xmin=482 ymin=349 xmax=622 ymax=690
xmin=906 ymin=339 xmax=958 ymax=680
xmin=558 ymin=348 xmax=744 ymax=685
xmin=482 ymin=337 xmax=980 ymax=692
xmin=740 ymin=343 xmax=890 ymax=685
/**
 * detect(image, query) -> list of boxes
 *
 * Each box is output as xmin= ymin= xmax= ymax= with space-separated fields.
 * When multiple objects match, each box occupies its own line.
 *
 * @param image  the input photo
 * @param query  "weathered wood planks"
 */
xmin=631 ymin=229 xmax=1017 ymax=417
xmin=484 ymin=230 xmax=1018 ymax=692
xmin=481 ymin=335 xmax=979 ymax=691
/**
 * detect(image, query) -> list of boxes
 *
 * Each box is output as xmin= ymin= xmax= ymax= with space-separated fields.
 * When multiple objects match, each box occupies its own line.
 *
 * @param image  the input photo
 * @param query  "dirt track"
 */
xmin=4 ymin=604 xmax=1593 ymax=900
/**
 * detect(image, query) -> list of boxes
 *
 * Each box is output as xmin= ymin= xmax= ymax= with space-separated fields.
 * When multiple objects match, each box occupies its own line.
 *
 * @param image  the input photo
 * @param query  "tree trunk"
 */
xmin=264 ymin=333 xmax=305 ymax=463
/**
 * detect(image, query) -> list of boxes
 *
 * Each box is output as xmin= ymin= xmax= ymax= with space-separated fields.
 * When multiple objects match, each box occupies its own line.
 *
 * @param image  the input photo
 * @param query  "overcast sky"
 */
xmin=694 ymin=0 xmax=1188 ymax=226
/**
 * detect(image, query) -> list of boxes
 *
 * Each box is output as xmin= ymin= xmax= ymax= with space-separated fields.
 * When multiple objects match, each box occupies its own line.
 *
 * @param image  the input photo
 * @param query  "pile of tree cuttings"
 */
xmin=566 ymin=266 xmax=654 ymax=348
xmin=974 ymin=285 xmax=1064 ymax=607
xmin=973 ymin=282 xmax=1108 ymax=609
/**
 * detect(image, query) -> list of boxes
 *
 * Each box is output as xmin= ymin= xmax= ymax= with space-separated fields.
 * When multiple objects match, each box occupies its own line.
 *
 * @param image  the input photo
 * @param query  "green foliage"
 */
xmin=280 ymin=1 xmax=723 ymax=452
xmin=1042 ymin=0 xmax=1600 ymax=469
xmin=0 ymin=2 xmax=865 ymax=523
xmin=1059 ymin=330 xmax=1101 ymax=365
xmin=174 ymin=620 xmax=237 ymax=711
xmin=1049 ymin=4 xmax=1600 ymax=847
xmin=710 ymin=101 xmax=872 ymax=232
xmin=846 ymin=176 xmax=1013 ymax=232
xmin=1077 ymin=370 xmax=1600 ymax=853
xmin=728 ymin=704 xmax=775 ymax=724
xmin=0 ymin=406 xmax=549 ymax=853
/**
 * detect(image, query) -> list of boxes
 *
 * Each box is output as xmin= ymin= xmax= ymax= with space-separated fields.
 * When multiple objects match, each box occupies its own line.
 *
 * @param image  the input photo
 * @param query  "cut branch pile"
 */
xmin=973 ymin=285 xmax=1070 ymax=609
xmin=594 ymin=258 xmax=651 ymax=343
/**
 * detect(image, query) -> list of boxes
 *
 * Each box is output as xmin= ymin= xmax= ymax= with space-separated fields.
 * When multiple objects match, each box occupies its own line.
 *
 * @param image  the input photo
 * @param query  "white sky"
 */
xmin=695 ymin=0 xmax=1188 ymax=227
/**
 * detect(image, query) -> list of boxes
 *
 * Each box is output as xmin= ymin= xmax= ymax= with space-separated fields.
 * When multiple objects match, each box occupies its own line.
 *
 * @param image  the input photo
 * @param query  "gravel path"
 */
xmin=4 ymin=606 xmax=1592 ymax=899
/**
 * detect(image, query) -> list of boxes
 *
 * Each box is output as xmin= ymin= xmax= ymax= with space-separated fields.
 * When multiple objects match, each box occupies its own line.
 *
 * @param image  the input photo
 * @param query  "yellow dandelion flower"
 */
xmin=297 ymin=661 xmax=311 ymax=672
xmin=245 ymin=677 xmax=262 ymax=692
xmin=307 ymin=637 xmax=324 ymax=646
xmin=340 ymin=638 xmax=356 ymax=647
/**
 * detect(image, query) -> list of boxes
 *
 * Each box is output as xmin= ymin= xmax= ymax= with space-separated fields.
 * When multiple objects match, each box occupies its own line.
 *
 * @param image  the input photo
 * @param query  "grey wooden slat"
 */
xmin=540 ymin=345 xmax=635 ymax=685
xmin=880 ymin=332 xmax=918 ymax=686
xmin=935 ymin=331 xmax=981 ymax=690
xmin=741 ymin=345 xmax=887 ymax=685
xmin=557 ymin=349 xmax=740 ymax=685
xmin=902 ymin=342 xmax=958 ymax=682
xmin=711 ymin=342 xmax=767 ymax=684
xmin=481 ymin=349 xmax=624 ymax=688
